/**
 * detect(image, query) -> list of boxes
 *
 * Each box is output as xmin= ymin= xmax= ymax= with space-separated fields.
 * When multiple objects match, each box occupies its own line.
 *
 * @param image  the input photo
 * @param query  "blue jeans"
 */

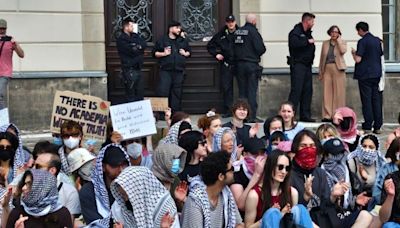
xmin=0 ymin=77 xmax=9 ymax=110
xmin=261 ymin=205 xmax=313 ymax=228
xmin=383 ymin=222 xmax=400 ymax=228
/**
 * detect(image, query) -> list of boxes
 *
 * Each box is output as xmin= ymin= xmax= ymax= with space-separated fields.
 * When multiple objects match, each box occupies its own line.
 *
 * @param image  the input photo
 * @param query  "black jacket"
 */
xmin=116 ymin=32 xmax=147 ymax=69
xmin=288 ymin=23 xmax=315 ymax=65
xmin=152 ymin=35 xmax=191 ymax=71
xmin=207 ymin=25 xmax=238 ymax=64
xmin=234 ymin=23 xmax=266 ymax=63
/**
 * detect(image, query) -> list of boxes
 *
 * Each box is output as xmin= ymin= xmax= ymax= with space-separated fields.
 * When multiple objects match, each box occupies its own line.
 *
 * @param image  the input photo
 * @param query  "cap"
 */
xmin=0 ymin=19 xmax=7 ymax=29
xmin=243 ymin=137 xmax=265 ymax=155
xmin=323 ymin=138 xmax=346 ymax=156
xmin=103 ymin=146 xmax=129 ymax=167
xmin=67 ymin=148 xmax=95 ymax=173
xmin=168 ymin=20 xmax=181 ymax=29
xmin=225 ymin=15 xmax=235 ymax=22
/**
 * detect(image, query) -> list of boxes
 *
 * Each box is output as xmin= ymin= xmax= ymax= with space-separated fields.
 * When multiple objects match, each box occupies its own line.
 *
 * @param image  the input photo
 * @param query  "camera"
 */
xmin=0 ymin=36 xmax=12 ymax=42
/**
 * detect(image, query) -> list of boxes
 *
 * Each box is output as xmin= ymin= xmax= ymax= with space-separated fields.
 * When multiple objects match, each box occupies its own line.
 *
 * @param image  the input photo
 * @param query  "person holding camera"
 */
xmin=116 ymin=18 xmax=147 ymax=102
xmin=0 ymin=19 xmax=24 ymax=110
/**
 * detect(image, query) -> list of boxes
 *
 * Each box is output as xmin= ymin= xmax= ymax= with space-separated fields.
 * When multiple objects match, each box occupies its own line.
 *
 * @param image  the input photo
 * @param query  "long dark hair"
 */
xmin=261 ymin=150 xmax=292 ymax=213
xmin=263 ymin=115 xmax=285 ymax=139
xmin=291 ymin=130 xmax=322 ymax=154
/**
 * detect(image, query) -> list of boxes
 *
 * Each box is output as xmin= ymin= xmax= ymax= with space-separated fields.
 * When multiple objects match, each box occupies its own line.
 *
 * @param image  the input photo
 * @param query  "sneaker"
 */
xmin=299 ymin=118 xmax=316 ymax=123
xmin=373 ymin=129 xmax=382 ymax=134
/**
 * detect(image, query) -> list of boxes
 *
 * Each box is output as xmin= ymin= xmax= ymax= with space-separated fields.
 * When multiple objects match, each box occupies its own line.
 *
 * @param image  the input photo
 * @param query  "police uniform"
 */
xmin=288 ymin=23 xmax=315 ymax=121
xmin=116 ymin=31 xmax=147 ymax=102
xmin=207 ymin=16 xmax=238 ymax=115
xmin=233 ymin=22 xmax=266 ymax=122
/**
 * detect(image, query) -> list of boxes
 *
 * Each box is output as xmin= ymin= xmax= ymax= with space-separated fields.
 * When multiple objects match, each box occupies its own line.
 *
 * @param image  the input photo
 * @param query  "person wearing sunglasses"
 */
xmin=0 ymin=132 xmax=19 ymax=187
xmin=58 ymin=120 xmax=84 ymax=175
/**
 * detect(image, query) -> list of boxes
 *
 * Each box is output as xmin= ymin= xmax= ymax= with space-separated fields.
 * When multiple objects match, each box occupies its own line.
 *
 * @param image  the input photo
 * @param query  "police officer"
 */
xmin=207 ymin=15 xmax=238 ymax=118
xmin=153 ymin=21 xmax=191 ymax=112
xmin=234 ymin=14 xmax=266 ymax=123
xmin=287 ymin=12 xmax=316 ymax=122
xmin=116 ymin=18 xmax=147 ymax=102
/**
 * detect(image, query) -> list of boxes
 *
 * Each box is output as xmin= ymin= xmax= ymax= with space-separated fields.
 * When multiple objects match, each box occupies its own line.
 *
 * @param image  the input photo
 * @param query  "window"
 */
xmin=382 ymin=0 xmax=399 ymax=62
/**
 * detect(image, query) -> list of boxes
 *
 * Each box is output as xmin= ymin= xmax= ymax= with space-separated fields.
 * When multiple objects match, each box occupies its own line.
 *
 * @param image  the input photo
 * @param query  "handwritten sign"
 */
xmin=0 ymin=108 xmax=9 ymax=127
xmin=50 ymin=91 xmax=110 ymax=141
xmin=109 ymin=100 xmax=157 ymax=140
xmin=144 ymin=97 xmax=168 ymax=112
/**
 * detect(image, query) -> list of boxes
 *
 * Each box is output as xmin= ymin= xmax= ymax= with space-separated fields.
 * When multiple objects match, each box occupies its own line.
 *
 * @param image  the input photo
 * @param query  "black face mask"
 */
xmin=125 ymin=200 xmax=133 ymax=212
xmin=340 ymin=117 xmax=352 ymax=131
xmin=0 ymin=149 xmax=13 ymax=161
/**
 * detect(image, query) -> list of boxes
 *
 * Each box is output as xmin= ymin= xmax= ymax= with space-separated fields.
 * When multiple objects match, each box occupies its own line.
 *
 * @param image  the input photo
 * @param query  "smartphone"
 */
xmin=0 ymin=36 xmax=12 ymax=42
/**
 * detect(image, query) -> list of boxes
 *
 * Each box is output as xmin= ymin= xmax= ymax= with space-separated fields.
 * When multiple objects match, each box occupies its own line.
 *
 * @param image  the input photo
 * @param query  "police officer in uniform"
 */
xmin=207 ymin=15 xmax=238 ymax=118
xmin=234 ymin=14 xmax=266 ymax=123
xmin=116 ymin=18 xmax=147 ymax=102
xmin=287 ymin=12 xmax=316 ymax=122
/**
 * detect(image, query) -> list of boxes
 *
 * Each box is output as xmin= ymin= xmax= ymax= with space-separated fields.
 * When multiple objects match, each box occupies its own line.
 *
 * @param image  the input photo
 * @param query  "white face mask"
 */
xmin=63 ymin=137 xmax=80 ymax=150
xmin=127 ymin=143 xmax=143 ymax=159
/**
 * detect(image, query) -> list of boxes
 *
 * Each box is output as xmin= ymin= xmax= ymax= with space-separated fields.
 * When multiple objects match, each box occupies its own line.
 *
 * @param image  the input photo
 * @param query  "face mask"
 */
xmin=171 ymin=158 xmax=181 ymax=174
xmin=125 ymin=200 xmax=133 ymax=212
xmin=294 ymin=147 xmax=318 ymax=170
xmin=63 ymin=136 xmax=80 ymax=150
xmin=0 ymin=149 xmax=13 ymax=161
xmin=359 ymin=147 xmax=377 ymax=166
xmin=53 ymin=137 xmax=63 ymax=146
xmin=78 ymin=161 xmax=93 ymax=181
xmin=126 ymin=143 xmax=142 ymax=159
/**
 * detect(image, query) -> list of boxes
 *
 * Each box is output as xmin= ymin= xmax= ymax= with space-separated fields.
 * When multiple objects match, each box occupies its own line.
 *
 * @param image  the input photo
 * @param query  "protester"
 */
xmin=116 ymin=18 xmax=147 ymax=102
xmin=277 ymin=141 xmax=294 ymax=160
xmin=288 ymin=13 xmax=316 ymax=122
xmin=0 ymin=18 xmax=24 ymax=110
xmin=111 ymin=166 xmax=179 ymax=228
xmin=6 ymin=169 xmax=72 ymax=228
xmin=332 ymin=107 xmax=361 ymax=152
xmin=0 ymin=131 xmax=21 ymax=186
xmin=278 ymin=102 xmax=305 ymax=140
xmin=212 ymin=127 xmax=240 ymax=161
xmin=352 ymin=21 xmax=383 ymax=134
xmin=181 ymin=151 xmax=244 ymax=227
xmin=153 ymin=20 xmax=191 ymax=112
xmin=120 ymin=138 xmax=153 ymax=169
xmin=58 ymin=120 xmax=84 ymax=175
xmin=198 ymin=110 xmax=222 ymax=152
xmin=67 ymin=147 xmax=95 ymax=190
xmin=379 ymin=171 xmax=400 ymax=226
xmin=0 ymin=124 xmax=28 ymax=174
xmin=316 ymin=123 xmax=340 ymax=145
xmin=79 ymin=144 xmax=130 ymax=227
xmin=262 ymin=115 xmax=284 ymax=141
xmin=160 ymin=120 xmax=192 ymax=146
xmin=207 ymin=15 xmax=238 ymax=117
xmin=266 ymin=130 xmax=287 ymax=154
xmin=319 ymin=25 xmax=347 ymax=122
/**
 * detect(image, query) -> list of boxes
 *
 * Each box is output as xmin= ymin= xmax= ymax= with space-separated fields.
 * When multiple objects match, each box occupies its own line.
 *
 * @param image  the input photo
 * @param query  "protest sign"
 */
xmin=0 ymin=108 xmax=9 ymax=126
xmin=110 ymin=100 xmax=157 ymax=140
xmin=50 ymin=91 xmax=110 ymax=142
xmin=144 ymin=97 xmax=168 ymax=112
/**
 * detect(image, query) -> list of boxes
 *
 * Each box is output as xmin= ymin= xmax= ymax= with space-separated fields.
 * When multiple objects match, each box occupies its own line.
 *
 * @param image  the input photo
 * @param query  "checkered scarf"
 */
xmin=322 ymin=154 xmax=347 ymax=189
xmin=212 ymin=127 xmax=237 ymax=161
xmin=189 ymin=178 xmax=237 ymax=228
xmin=57 ymin=146 xmax=70 ymax=175
xmin=347 ymin=134 xmax=385 ymax=169
xmin=0 ymin=123 xmax=26 ymax=179
xmin=159 ymin=121 xmax=183 ymax=145
xmin=91 ymin=144 xmax=131 ymax=226
xmin=20 ymin=169 xmax=62 ymax=217
xmin=111 ymin=166 xmax=177 ymax=228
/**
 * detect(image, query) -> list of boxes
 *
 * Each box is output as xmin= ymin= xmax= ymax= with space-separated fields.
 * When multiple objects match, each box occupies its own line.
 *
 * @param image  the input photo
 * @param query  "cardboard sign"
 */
xmin=144 ymin=97 xmax=168 ymax=112
xmin=50 ymin=91 xmax=110 ymax=141
xmin=110 ymin=100 xmax=157 ymax=140
xmin=0 ymin=108 xmax=9 ymax=127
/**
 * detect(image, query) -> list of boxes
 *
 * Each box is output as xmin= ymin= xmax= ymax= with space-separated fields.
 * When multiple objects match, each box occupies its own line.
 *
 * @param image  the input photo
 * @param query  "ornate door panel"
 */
xmin=105 ymin=0 xmax=232 ymax=113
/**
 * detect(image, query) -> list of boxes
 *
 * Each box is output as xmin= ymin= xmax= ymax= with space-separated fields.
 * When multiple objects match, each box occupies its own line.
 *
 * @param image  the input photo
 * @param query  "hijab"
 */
xmin=212 ymin=127 xmax=237 ymax=161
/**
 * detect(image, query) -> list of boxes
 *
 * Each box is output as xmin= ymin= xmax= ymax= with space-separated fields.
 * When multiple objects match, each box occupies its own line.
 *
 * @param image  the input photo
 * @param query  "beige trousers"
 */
xmin=322 ymin=63 xmax=346 ymax=118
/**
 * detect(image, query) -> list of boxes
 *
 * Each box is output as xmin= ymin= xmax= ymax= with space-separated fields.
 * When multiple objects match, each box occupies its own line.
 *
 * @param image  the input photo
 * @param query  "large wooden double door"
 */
xmin=105 ymin=0 xmax=232 ymax=113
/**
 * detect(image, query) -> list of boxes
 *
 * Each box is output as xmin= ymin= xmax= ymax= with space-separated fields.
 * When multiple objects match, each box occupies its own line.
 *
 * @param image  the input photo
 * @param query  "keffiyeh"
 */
xmin=335 ymin=107 xmax=358 ymax=144
xmin=212 ymin=127 xmax=237 ymax=161
xmin=111 ymin=166 xmax=177 ymax=228
xmin=347 ymin=134 xmax=386 ymax=170
xmin=58 ymin=146 xmax=70 ymax=175
xmin=20 ymin=169 xmax=62 ymax=217
xmin=159 ymin=121 xmax=184 ymax=145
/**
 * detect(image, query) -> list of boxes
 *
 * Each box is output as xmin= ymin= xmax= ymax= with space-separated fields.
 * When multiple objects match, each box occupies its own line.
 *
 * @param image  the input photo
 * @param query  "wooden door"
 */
xmin=105 ymin=0 xmax=232 ymax=113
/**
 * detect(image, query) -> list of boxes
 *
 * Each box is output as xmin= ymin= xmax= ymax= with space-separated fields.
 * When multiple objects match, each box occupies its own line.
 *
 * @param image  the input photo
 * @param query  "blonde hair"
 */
xmin=315 ymin=123 xmax=339 ymax=140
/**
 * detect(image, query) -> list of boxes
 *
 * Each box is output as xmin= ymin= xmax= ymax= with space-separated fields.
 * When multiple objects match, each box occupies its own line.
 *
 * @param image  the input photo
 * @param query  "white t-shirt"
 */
xmin=58 ymin=181 xmax=81 ymax=215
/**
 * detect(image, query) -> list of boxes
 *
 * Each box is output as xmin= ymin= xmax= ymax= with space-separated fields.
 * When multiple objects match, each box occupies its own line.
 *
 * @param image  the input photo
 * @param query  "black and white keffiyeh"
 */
xmin=159 ymin=121 xmax=183 ymax=145
xmin=212 ymin=127 xmax=237 ymax=161
xmin=58 ymin=146 xmax=70 ymax=175
xmin=111 ymin=166 xmax=177 ymax=228
xmin=347 ymin=134 xmax=386 ymax=170
xmin=189 ymin=178 xmax=237 ymax=228
xmin=90 ymin=144 xmax=131 ymax=227
xmin=0 ymin=123 xmax=26 ymax=178
xmin=20 ymin=169 xmax=62 ymax=217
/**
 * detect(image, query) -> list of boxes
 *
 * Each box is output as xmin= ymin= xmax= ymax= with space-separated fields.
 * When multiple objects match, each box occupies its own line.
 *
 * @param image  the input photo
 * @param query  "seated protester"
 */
xmin=316 ymin=123 xmax=340 ymax=146
xmin=222 ymin=99 xmax=259 ymax=145
xmin=373 ymin=138 xmax=400 ymax=205
xmin=178 ymin=131 xmax=207 ymax=183
xmin=122 ymin=138 xmax=153 ymax=169
xmin=245 ymin=150 xmax=313 ymax=228
xmin=0 ymin=124 xmax=26 ymax=176
xmin=79 ymin=144 xmax=130 ymax=227
xmin=212 ymin=127 xmax=241 ymax=161
xmin=384 ymin=112 xmax=400 ymax=150
xmin=277 ymin=141 xmax=294 ymax=160
xmin=290 ymin=130 xmax=372 ymax=227
xmin=198 ymin=110 xmax=222 ymax=153
xmin=6 ymin=169 xmax=72 ymax=228
xmin=181 ymin=151 xmax=244 ymax=228
xmin=278 ymin=101 xmax=304 ymax=140
xmin=262 ymin=115 xmax=284 ymax=142
xmin=266 ymin=130 xmax=287 ymax=154
xmin=348 ymin=134 xmax=387 ymax=198
xmin=58 ymin=120 xmax=84 ymax=175
xmin=379 ymin=172 xmax=400 ymax=226
xmin=321 ymin=138 xmax=373 ymax=226
xmin=159 ymin=120 xmax=192 ymax=145
xmin=230 ymin=137 xmax=266 ymax=211
xmin=332 ymin=107 xmax=361 ymax=152
xmin=111 ymin=166 xmax=179 ymax=228
xmin=67 ymin=148 xmax=95 ymax=191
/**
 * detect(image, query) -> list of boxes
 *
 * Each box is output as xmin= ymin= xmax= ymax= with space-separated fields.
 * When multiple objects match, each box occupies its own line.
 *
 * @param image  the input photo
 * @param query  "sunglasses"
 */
xmin=198 ymin=140 xmax=207 ymax=146
xmin=277 ymin=164 xmax=291 ymax=172
xmin=0 ymin=145 xmax=12 ymax=150
xmin=61 ymin=132 xmax=80 ymax=139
